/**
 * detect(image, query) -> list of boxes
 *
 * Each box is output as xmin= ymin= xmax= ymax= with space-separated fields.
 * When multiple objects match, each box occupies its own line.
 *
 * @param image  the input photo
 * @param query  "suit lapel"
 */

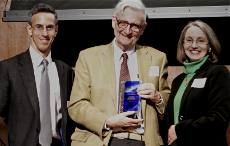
xmin=100 ymin=42 xmax=117 ymax=108
xmin=170 ymin=74 xmax=186 ymax=102
xmin=54 ymin=60 xmax=66 ymax=113
xmin=54 ymin=60 xmax=68 ymax=145
xmin=19 ymin=50 xmax=40 ymax=117
xmin=136 ymin=44 xmax=151 ymax=120
xmin=179 ymin=62 xmax=212 ymax=112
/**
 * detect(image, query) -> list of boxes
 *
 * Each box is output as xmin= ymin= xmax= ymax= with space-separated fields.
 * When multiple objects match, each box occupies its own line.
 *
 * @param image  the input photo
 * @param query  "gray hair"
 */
xmin=114 ymin=0 xmax=146 ymax=23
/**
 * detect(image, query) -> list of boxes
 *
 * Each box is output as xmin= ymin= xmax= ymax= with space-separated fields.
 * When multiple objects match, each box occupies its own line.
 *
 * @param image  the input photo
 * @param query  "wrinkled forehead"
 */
xmin=116 ymin=7 xmax=144 ymax=24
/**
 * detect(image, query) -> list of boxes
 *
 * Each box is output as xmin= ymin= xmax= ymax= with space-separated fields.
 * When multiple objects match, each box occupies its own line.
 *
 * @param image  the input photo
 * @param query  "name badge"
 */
xmin=149 ymin=66 xmax=159 ymax=77
xmin=191 ymin=78 xmax=207 ymax=88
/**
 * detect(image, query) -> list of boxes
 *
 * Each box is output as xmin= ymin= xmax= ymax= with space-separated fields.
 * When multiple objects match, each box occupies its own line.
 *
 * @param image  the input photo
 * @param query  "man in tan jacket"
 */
xmin=68 ymin=0 xmax=170 ymax=146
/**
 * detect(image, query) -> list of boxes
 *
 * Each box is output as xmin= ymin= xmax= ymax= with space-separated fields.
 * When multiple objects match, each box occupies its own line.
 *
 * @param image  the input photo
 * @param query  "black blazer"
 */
xmin=0 ymin=50 xmax=75 ymax=146
xmin=164 ymin=61 xmax=230 ymax=146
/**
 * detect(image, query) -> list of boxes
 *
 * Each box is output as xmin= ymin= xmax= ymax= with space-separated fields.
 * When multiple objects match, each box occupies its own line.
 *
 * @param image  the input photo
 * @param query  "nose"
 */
xmin=191 ymin=40 xmax=198 ymax=48
xmin=124 ymin=24 xmax=132 ymax=34
xmin=41 ymin=28 xmax=48 ymax=36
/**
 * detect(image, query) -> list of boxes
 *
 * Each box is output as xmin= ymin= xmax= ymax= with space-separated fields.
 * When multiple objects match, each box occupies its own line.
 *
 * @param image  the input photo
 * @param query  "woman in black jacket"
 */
xmin=165 ymin=20 xmax=230 ymax=146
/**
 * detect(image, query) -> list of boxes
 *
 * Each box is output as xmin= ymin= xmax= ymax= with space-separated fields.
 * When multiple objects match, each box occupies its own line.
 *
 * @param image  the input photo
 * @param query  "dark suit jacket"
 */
xmin=0 ymin=49 xmax=75 ymax=146
xmin=164 ymin=61 xmax=230 ymax=146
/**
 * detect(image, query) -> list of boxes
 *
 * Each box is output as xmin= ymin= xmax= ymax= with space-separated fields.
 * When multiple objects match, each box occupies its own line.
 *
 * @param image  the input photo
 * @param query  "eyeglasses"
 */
xmin=31 ymin=24 xmax=55 ymax=33
xmin=184 ymin=38 xmax=209 ymax=46
xmin=115 ymin=17 xmax=143 ymax=32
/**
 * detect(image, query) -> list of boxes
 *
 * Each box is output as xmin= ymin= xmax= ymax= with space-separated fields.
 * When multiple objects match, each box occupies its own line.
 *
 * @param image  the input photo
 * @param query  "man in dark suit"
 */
xmin=0 ymin=3 xmax=74 ymax=146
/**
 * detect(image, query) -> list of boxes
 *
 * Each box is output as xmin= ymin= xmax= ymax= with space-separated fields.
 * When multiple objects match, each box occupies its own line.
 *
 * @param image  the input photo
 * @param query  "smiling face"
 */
xmin=183 ymin=26 xmax=209 ymax=62
xmin=112 ymin=7 xmax=147 ymax=52
xmin=27 ymin=12 xmax=58 ymax=58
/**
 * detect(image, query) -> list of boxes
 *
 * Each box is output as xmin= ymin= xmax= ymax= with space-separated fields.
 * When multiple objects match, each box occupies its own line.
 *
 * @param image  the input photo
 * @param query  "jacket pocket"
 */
xmin=71 ymin=128 xmax=92 ymax=142
xmin=158 ymin=135 xmax=164 ymax=145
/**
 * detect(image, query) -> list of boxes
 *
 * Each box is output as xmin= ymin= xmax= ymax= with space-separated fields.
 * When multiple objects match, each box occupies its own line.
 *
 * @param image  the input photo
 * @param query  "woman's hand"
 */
xmin=168 ymin=125 xmax=177 ymax=145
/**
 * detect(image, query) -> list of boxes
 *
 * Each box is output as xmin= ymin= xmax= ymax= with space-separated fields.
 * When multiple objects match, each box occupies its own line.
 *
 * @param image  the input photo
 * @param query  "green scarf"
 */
xmin=173 ymin=55 xmax=209 ymax=124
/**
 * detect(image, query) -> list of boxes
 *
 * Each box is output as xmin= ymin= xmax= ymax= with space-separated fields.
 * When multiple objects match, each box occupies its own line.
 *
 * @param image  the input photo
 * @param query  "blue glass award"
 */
xmin=123 ymin=81 xmax=141 ymax=114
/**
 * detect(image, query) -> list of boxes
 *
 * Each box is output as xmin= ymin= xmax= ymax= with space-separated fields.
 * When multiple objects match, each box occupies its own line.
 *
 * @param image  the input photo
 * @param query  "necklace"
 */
xmin=185 ymin=75 xmax=190 ymax=86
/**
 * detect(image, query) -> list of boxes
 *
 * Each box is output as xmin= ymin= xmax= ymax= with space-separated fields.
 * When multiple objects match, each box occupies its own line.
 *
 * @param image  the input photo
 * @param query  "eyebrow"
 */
xmin=35 ymin=24 xmax=55 ymax=26
xmin=117 ymin=17 xmax=142 ymax=25
xmin=185 ymin=36 xmax=207 ymax=39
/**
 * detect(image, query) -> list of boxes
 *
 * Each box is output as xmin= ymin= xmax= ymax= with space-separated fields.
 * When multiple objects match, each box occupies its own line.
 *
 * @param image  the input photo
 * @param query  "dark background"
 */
xmin=11 ymin=0 xmax=230 ymax=10
xmin=9 ymin=0 xmax=230 ymax=67
xmin=52 ymin=17 xmax=230 ymax=67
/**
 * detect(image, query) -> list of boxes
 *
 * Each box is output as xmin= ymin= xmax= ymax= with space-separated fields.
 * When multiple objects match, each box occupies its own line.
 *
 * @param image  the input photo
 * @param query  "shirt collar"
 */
xmin=29 ymin=45 xmax=52 ymax=68
xmin=113 ymin=38 xmax=136 ymax=61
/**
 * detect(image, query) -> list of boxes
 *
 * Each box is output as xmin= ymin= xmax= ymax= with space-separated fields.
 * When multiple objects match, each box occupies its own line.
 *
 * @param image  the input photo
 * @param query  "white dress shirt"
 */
xmin=113 ymin=39 xmax=144 ymax=134
xmin=29 ymin=46 xmax=62 ymax=139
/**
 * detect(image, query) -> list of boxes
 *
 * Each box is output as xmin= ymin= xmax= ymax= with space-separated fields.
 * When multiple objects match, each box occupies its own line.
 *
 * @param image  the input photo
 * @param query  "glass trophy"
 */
xmin=119 ymin=81 xmax=141 ymax=119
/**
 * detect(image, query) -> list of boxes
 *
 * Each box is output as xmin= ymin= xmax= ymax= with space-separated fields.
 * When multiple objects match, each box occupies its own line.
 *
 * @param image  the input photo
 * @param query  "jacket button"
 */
xmin=179 ymin=116 xmax=183 ymax=121
xmin=36 ymin=128 xmax=40 ymax=133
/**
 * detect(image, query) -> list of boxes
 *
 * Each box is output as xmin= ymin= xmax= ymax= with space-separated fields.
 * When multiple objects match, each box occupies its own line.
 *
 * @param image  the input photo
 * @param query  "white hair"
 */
xmin=114 ymin=0 xmax=146 ymax=23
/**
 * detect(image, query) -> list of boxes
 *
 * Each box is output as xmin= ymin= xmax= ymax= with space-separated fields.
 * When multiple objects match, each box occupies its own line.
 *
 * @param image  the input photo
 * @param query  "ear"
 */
xmin=209 ymin=48 xmax=211 ymax=52
xmin=140 ymin=22 xmax=147 ymax=36
xmin=112 ymin=16 xmax=116 ymax=29
xmin=54 ymin=25 xmax=58 ymax=37
xmin=27 ymin=24 xmax=32 ymax=37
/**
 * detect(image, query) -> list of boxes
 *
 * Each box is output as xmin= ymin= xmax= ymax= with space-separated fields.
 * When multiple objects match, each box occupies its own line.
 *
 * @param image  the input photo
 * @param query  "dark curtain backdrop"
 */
xmin=51 ymin=17 xmax=230 ymax=67
xmin=9 ymin=0 xmax=230 ymax=67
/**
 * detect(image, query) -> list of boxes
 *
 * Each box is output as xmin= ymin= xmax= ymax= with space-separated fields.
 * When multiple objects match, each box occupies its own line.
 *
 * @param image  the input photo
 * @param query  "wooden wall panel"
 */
xmin=0 ymin=117 xmax=7 ymax=145
xmin=167 ymin=66 xmax=184 ymax=88
xmin=0 ymin=0 xmax=30 ymax=62
xmin=0 ymin=0 xmax=29 ymax=145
